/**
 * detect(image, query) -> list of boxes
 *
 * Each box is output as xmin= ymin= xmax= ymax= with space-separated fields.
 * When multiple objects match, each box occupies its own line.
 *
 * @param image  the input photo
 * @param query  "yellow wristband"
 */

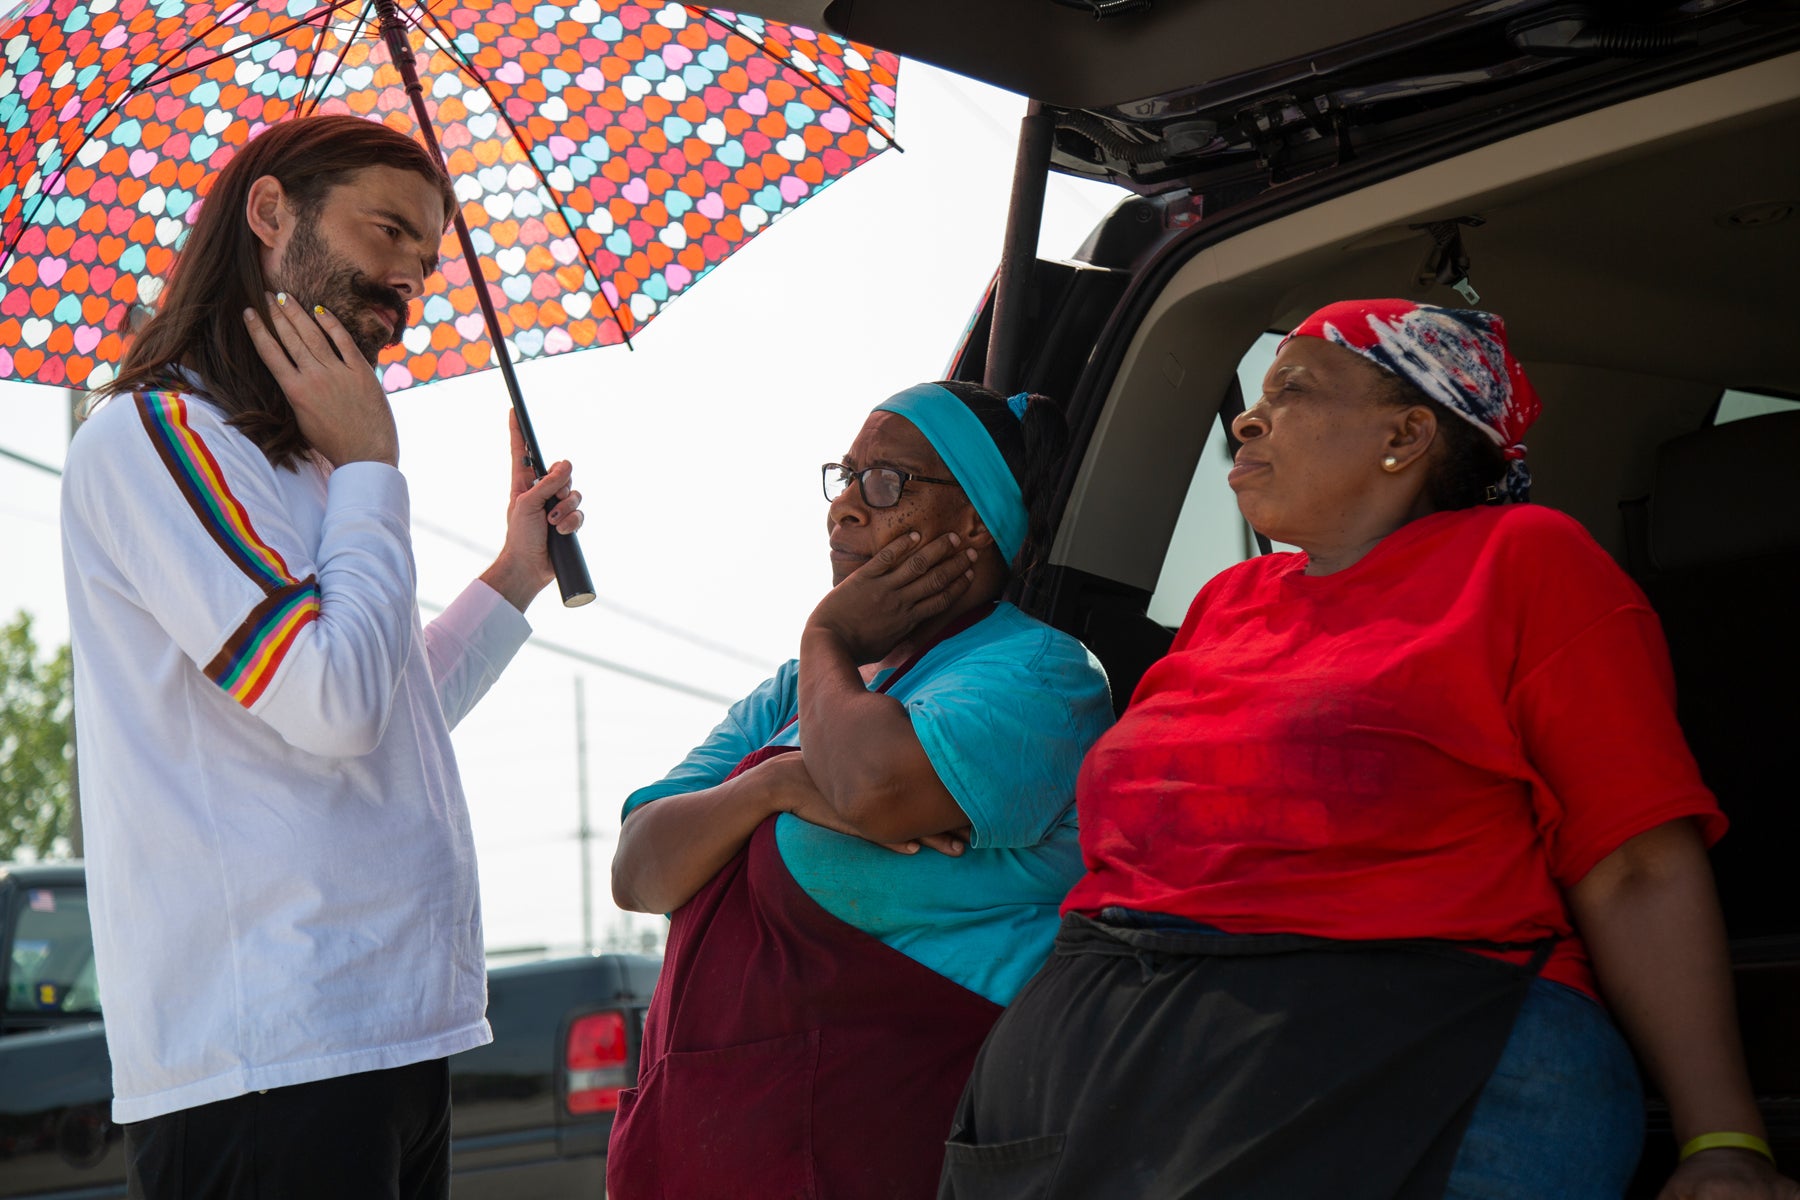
xmin=1679 ymin=1132 xmax=1775 ymax=1163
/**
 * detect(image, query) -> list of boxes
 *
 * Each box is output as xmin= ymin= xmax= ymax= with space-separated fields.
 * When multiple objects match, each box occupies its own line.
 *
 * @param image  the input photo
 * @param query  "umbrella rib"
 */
xmin=3 ymin=0 xmax=279 ymax=269
xmin=412 ymin=6 xmax=637 ymax=350
xmin=294 ymin=0 xmax=350 ymax=115
xmin=685 ymin=5 xmax=901 ymax=150
xmin=1 ymin=37 xmax=204 ymax=273
xmin=3 ymin=0 xmax=361 ymax=274
xmin=136 ymin=0 xmax=365 ymax=92
xmin=135 ymin=0 xmax=341 ymax=94
xmin=94 ymin=0 xmax=262 ymax=98
xmin=155 ymin=0 xmax=269 ymax=75
xmin=297 ymin=0 xmax=375 ymax=114
xmin=408 ymin=0 xmax=464 ymax=32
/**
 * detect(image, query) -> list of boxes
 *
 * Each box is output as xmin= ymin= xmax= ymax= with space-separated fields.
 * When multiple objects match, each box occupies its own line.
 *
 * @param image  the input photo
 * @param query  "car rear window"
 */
xmin=6 ymin=885 xmax=101 ymax=1017
xmin=1714 ymin=388 xmax=1800 ymax=424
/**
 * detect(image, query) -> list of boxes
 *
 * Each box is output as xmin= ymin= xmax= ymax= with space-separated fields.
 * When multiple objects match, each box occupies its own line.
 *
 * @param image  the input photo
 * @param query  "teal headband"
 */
xmin=872 ymin=384 xmax=1028 ymax=565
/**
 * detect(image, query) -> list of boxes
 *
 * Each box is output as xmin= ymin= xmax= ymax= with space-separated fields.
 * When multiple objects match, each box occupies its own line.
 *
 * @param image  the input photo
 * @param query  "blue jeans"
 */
xmin=1443 ymin=976 xmax=1645 ymax=1198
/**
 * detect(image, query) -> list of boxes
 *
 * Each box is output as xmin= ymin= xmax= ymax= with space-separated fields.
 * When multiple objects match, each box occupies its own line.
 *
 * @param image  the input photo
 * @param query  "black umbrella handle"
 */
xmin=546 ymin=521 xmax=595 ymax=608
xmin=376 ymin=0 xmax=595 ymax=608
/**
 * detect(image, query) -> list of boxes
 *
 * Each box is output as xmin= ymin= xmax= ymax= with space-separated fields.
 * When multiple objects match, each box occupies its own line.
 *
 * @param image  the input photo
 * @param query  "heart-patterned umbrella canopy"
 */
xmin=0 ymin=0 xmax=899 ymax=392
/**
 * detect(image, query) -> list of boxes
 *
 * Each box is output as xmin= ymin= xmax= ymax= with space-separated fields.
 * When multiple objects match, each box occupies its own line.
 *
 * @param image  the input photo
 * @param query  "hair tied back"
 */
xmin=1006 ymin=392 xmax=1031 ymax=421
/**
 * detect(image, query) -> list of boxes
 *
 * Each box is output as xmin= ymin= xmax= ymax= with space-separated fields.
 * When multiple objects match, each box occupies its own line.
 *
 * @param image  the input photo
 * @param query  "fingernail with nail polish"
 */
xmin=276 ymin=292 xmax=287 ymax=306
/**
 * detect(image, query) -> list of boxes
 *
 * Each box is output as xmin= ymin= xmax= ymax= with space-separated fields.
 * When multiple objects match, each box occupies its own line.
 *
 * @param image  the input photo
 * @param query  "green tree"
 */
xmin=0 ymin=612 xmax=74 ymax=862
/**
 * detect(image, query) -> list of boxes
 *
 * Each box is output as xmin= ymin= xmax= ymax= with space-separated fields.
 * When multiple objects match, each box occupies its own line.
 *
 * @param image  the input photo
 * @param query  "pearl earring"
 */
xmin=1382 ymin=455 xmax=1400 ymax=471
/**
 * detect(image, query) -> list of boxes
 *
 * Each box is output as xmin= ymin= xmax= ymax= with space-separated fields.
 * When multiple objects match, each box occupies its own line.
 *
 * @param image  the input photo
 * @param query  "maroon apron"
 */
xmin=608 ymin=615 xmax=1005 ymax=1200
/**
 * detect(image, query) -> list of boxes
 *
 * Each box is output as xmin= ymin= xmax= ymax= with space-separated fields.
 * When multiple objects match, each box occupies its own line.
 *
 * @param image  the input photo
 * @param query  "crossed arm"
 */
xmin=612 ymin=530 xmax=981 ymax=915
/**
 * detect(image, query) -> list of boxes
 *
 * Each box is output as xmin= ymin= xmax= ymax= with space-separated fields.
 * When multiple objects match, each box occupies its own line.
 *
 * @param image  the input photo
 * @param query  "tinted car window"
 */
xmin=7 ymin=885 xmax=100 ymax=1016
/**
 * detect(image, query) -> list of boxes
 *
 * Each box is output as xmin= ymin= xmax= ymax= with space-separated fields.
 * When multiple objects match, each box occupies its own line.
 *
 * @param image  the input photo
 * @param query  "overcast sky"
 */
xmin=0 ymin=60 xmax=1127 ymax=957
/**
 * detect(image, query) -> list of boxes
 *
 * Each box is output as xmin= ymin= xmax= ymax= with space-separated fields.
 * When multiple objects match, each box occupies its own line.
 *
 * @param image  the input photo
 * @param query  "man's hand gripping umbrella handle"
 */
xmin=513 ymin=410 xmax=595 ymax=608
xmin=529 ymin=442 xmax=596 ymax=608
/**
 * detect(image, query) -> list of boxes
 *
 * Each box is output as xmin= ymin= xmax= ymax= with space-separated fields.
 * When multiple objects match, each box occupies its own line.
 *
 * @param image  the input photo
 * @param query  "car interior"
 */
xmin=1051 ymin=49 xmax=1798 ymax=593
xmin=1008 ymin=46 xmax=1799 ymax=1179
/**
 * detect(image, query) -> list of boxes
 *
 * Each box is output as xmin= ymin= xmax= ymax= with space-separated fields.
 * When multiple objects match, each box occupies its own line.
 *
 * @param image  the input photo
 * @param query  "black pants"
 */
xmin=124 ymin=1057 xmax=451 ymax=1200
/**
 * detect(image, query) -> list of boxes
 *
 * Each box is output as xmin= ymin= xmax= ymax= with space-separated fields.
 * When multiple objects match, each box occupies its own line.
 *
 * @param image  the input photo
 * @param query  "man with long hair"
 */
xmin=60 ymin=114 xmax=585 ymax=1197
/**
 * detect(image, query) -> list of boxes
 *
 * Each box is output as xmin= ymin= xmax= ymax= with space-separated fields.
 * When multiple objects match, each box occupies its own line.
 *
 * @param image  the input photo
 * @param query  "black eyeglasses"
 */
xmin=822 ymin=463 xmax=961 ymax=509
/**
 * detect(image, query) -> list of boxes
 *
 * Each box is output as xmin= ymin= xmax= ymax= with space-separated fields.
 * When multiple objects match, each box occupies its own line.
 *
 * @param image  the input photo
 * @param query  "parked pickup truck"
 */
xmin=0 ymin=860 xmax=659 ymax=1199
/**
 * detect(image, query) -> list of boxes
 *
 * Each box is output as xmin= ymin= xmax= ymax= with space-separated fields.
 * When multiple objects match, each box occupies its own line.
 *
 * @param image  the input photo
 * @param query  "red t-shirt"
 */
xmin=1063 ymin=504 xmax=1725 ymax=997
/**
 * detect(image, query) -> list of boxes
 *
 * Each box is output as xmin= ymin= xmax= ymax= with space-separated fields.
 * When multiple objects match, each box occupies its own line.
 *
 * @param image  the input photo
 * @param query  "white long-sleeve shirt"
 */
xmin=61 ymin=385 xmax=530 ymax=1123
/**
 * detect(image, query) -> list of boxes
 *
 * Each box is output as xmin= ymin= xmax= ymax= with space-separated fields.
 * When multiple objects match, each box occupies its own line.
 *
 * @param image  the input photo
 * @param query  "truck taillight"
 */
xmin=565 ymin=1010 xmax=630 ymax=1115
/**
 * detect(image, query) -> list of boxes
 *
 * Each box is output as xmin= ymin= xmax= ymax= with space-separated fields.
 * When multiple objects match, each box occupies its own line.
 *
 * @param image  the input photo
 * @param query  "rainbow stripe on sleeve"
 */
xmin=135 ymin=390 xmax=299 ymax=591
xmin=135 ymin=390 xmax=321 ymax=709
xmin=204 ymin=579 xmax=321 ymax=707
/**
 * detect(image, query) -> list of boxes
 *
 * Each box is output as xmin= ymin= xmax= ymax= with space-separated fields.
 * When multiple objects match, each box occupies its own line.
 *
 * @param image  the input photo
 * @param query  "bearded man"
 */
xmin=60 ymin=114 xmax=585 ymax=1198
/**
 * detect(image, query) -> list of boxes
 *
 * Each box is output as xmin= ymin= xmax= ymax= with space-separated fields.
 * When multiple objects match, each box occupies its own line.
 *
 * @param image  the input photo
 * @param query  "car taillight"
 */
xmin=565 ymin=1010 xmax=630 ymax=1115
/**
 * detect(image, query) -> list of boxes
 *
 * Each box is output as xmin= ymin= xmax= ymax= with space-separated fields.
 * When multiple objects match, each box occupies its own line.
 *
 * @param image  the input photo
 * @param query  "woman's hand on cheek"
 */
xmin=1657 ymin=1150 xmax=1800 ymax=1199
xmin=806 ymin=528 xmax=977 ymax=664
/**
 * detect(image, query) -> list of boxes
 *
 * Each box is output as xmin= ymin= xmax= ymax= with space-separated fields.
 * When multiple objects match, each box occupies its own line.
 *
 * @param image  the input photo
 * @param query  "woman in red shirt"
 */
xmin=940 ymin=300 xmax=1794 ymax=1200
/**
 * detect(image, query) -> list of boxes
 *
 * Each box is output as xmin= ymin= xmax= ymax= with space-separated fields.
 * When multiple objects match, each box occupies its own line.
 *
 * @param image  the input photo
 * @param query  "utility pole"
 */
xmin=575 ymin=675 xmax=593 ymax=956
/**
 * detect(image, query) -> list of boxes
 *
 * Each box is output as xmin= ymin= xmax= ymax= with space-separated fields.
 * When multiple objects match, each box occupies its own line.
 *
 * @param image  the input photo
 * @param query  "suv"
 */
xmin=749 ymin=0 xmax=1799 ymax=1188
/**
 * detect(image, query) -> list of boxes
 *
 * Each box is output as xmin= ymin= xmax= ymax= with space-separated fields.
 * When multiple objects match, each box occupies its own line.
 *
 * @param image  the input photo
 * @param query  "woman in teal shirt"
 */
xmin=607 ymin=380 xmax=1112 ymax=1200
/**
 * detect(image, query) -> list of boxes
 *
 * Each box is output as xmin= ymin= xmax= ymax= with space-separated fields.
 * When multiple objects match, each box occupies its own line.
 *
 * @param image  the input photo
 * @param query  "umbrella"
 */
xmin=0 ymin=0 xmax=898 ymax=600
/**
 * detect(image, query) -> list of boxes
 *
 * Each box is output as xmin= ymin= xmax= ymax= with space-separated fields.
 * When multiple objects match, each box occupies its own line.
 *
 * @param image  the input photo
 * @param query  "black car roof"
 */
xmin=0 ymin=861 xmax=86 ymax=888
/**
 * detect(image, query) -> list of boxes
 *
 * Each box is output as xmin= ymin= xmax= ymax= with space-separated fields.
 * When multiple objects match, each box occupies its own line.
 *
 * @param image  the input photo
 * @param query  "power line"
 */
xmin=412 ymin=516 xmax=775 ymax=670
xmin=0 ymin=445 xmax=64 ymax=477
xmin=418 ymin=599 xmax=736 ymax=705
xmin=0 ymin=443 xmax=737 ymax=705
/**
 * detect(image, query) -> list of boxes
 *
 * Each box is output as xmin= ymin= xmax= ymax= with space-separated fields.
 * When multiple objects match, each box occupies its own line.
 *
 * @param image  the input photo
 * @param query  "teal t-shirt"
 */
xmin=622 ymin=602 xmax=1113 ymax=1004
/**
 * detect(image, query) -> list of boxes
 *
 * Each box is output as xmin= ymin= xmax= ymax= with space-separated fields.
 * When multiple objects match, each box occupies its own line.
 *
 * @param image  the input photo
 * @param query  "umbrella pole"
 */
xmin=375 ymin=0 xmax=595 ymax=607
xmin=984 ymin=100 xmax=1053 ymax=396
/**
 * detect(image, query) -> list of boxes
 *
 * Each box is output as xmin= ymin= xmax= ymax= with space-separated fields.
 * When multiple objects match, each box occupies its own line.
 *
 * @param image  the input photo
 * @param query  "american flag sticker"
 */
xmin=28 ymin=890 xmax=55 ymax=913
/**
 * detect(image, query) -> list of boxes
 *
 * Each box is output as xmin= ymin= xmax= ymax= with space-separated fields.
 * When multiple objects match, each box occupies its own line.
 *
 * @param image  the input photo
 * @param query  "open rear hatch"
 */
xmin=724 ymin=1 xmax=1800 ymax=199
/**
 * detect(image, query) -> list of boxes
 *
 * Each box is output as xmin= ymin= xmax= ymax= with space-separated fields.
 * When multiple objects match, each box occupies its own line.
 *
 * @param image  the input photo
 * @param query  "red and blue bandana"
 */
xmin=1283 ymin=299 xmax=1542 ymax=502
